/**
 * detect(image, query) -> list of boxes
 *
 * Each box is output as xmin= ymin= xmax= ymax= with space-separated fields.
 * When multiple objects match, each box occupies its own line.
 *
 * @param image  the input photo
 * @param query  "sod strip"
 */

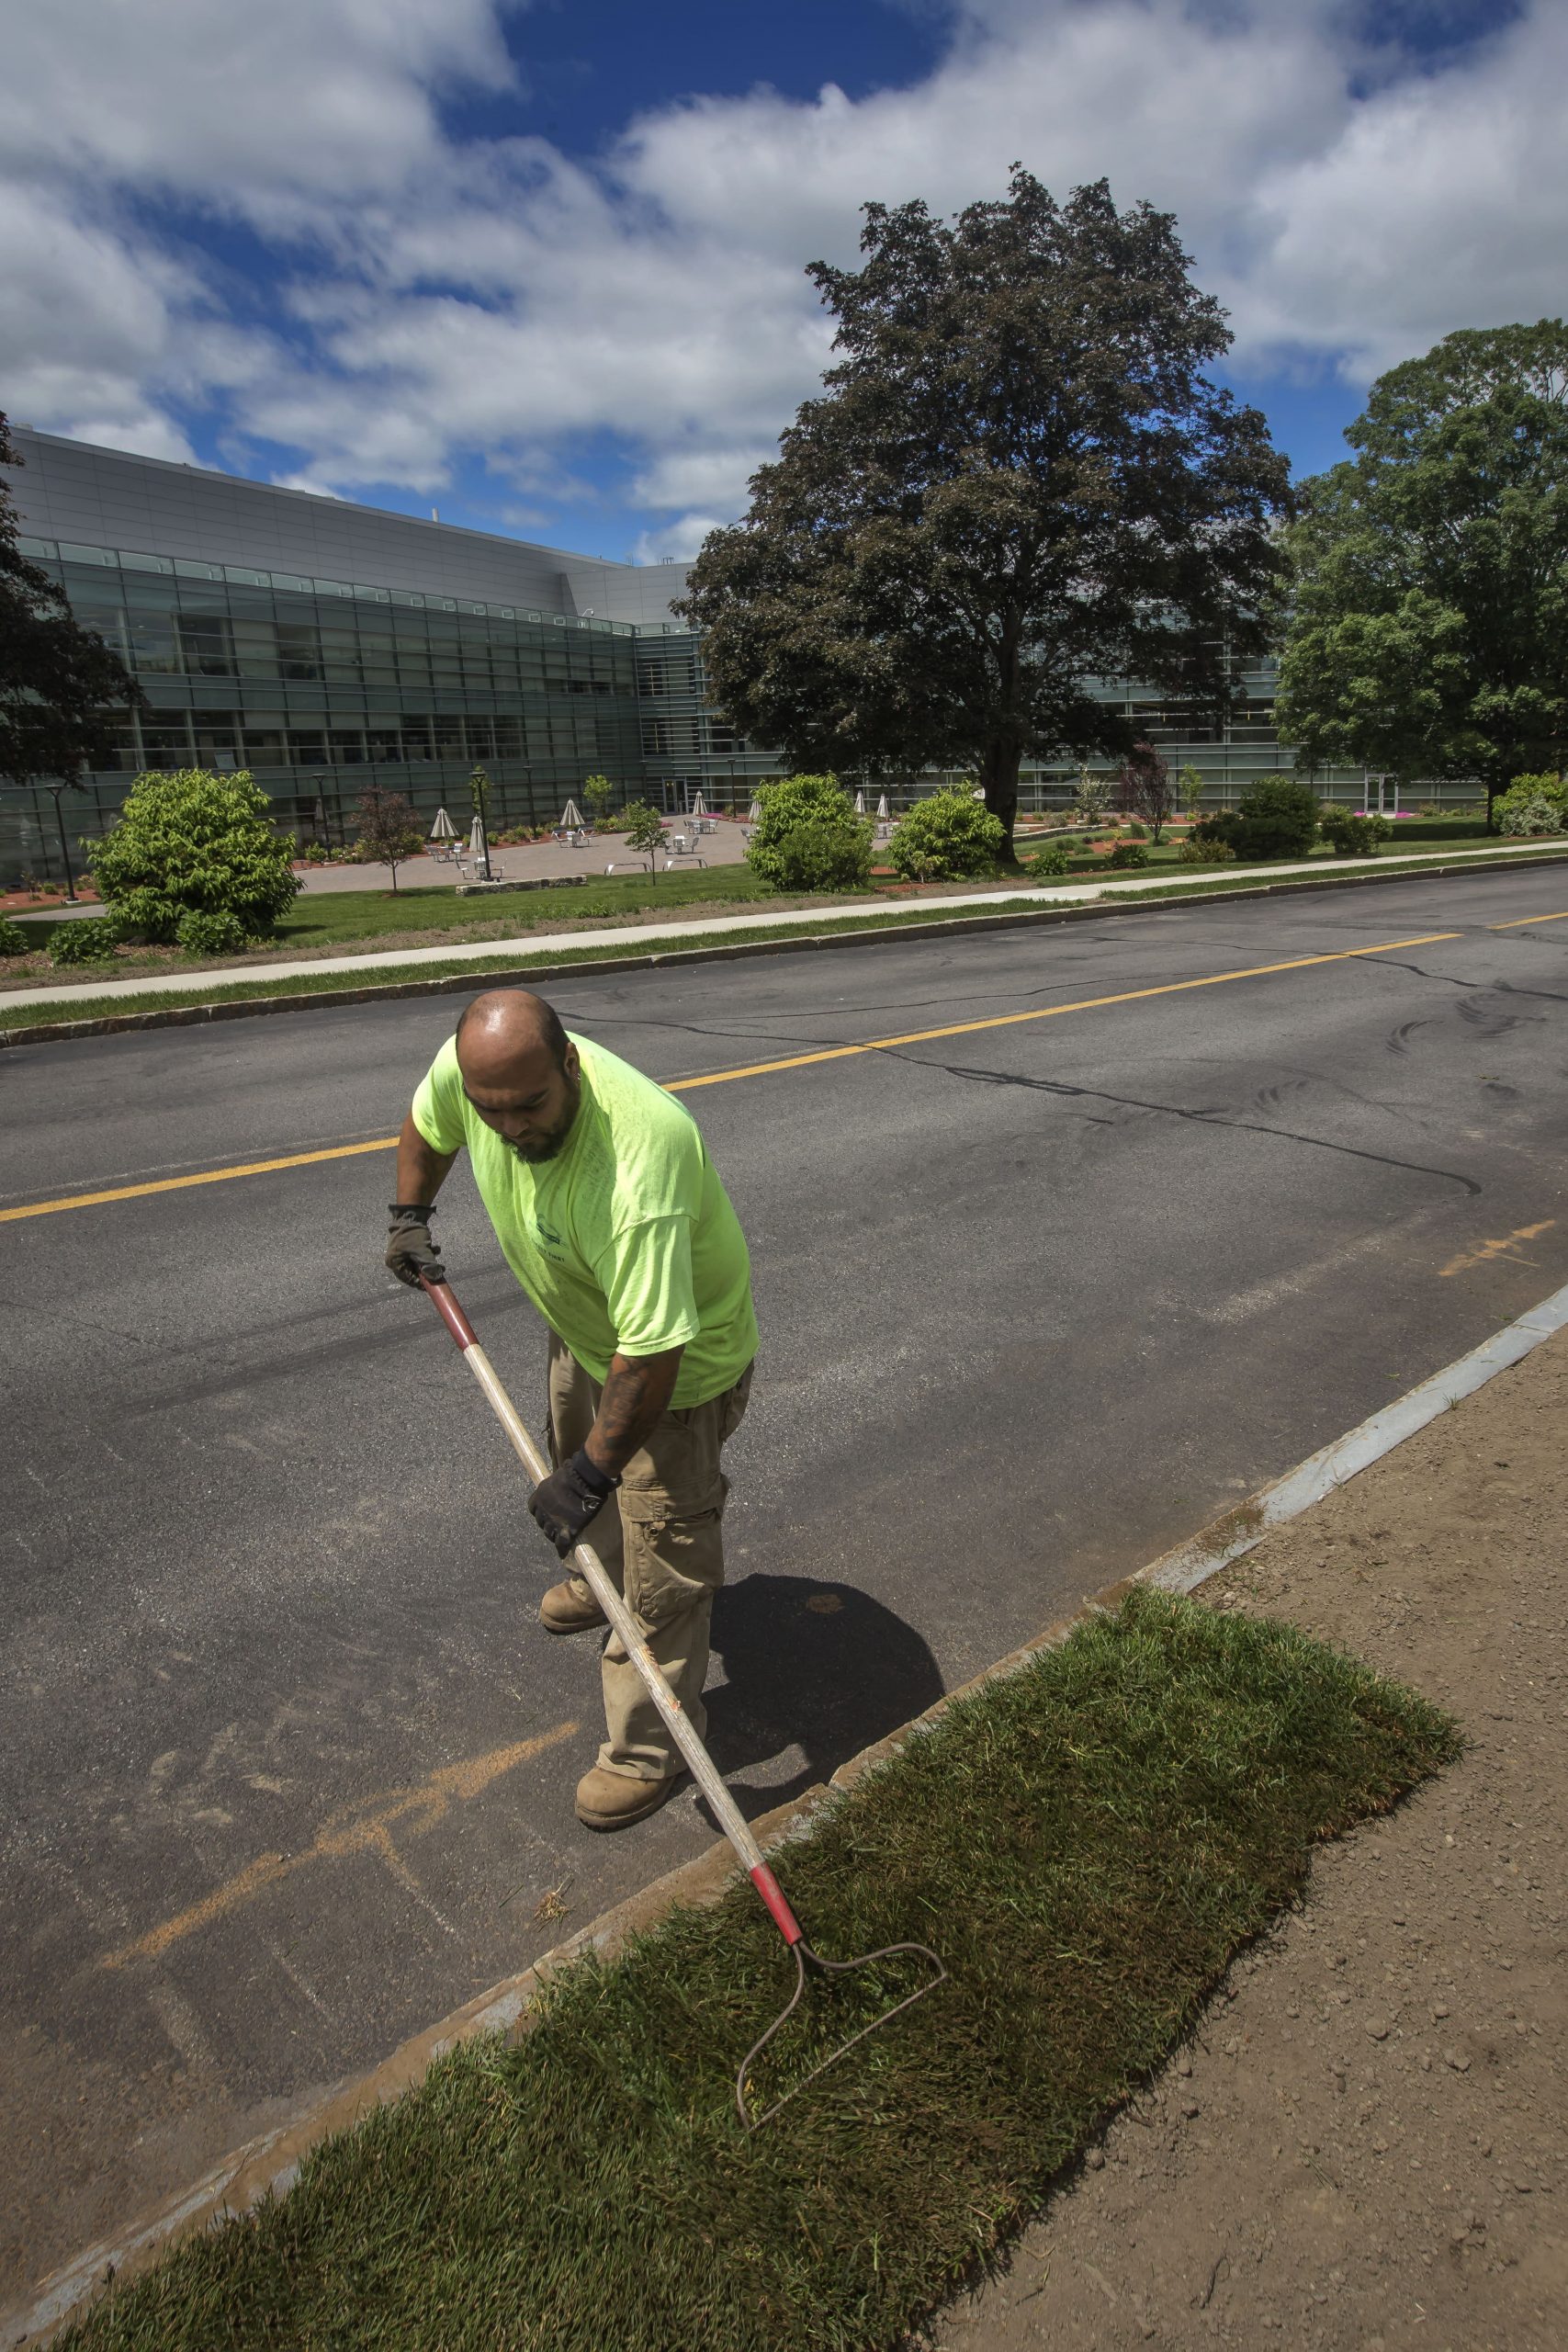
xmin=61 ymin=1589 xmax=1457 ymax=2352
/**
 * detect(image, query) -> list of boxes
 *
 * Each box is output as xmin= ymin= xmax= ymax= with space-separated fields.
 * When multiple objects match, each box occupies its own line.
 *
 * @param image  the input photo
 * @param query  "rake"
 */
xmin=421 ymin=1274 xmax=947 ymax=2128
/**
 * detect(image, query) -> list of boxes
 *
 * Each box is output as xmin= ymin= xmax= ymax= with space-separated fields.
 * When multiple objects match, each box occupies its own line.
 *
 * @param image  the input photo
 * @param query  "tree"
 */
xmin=745 ymin=774 xmax=873 ymax=891
xmin=1178 ymin=763 xmax=1205 ymax=821
xmin=1117 ymin=741 xmax=1178 ymax=842
xmin=678 ymin=171 xmax=1289 ymax=856
xmin=354 ymin=782 xmax=425 ymax=891
xmin=1274 ymin=322 xmax=1568 ymax=829
xmin=621 ymin=800 xmax=668 ymax=878
xmin=582 ymin=774 xmax=615 ymax=824
xmin=1072 ymin=766 xmax=1111 ymax=826
xmin=1 ymin=412 xmax=144 ymax=896
xmin=89 ymin=767 xmax=301 ymax=939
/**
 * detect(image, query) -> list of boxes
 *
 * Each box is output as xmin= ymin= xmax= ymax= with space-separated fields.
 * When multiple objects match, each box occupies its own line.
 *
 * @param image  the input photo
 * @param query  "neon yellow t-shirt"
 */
xmin=411 ymin=1033 xmax=757 ymax=1407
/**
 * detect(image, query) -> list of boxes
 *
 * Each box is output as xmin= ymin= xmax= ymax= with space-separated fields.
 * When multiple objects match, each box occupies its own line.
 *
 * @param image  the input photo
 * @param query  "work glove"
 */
xmin=385 ymin=1204 xmax=445 ymax=1289
xmin=528 ymin=1448 xmax=620 ymax=1559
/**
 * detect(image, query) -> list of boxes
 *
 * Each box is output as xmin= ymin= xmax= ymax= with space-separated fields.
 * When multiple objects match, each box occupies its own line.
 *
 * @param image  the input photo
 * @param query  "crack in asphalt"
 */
xmin=888 ymin=1050 xmax=1484 ymax=1197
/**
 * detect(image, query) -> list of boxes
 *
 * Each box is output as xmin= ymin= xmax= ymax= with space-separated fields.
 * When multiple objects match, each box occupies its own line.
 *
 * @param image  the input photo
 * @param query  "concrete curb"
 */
xmin=5 ymin=845 xmax=1568 ymax=1050
xmin=9 ymin=1277 xmax=1568 ymax=2345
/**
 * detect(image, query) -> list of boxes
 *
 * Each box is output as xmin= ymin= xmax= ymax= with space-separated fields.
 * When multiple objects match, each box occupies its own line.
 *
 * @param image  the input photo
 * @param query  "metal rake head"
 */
xmin=735 ymin=1936 xmax=948 ymax=2132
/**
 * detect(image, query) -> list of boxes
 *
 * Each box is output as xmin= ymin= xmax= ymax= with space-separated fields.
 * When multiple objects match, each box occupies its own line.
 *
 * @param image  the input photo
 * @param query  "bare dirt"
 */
xmin=931 ymin=1328 xmax=1568 ymax=2352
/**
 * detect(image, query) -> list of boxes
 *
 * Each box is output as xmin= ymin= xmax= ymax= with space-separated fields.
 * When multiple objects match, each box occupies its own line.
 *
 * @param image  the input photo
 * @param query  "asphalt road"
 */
xmin=6 ymin=862 xmax=1568 ymax=2299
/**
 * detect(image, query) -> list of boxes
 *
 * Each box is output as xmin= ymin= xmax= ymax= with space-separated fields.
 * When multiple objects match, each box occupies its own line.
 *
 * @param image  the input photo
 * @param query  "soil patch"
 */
xmin=931 ymin=1327 xmax=1568 ymax=2352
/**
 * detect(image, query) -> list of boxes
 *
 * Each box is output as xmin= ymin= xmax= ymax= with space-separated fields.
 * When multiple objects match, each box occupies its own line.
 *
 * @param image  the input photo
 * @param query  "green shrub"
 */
xmin=747 ymin=775 xmax=872 ymax=892
xmin=176 ymin=909 xmax=248 ymax=957
xmin=1027 ymin=842 xmax=1070 ymax=877
xmin=1106 ymin=841 xmax=1148 ymax=870
xmin=1496 ymin=792 xmax=1562 ymax=838
xmin=1494 ymin=775 xmax=1567 ymax=836
xmin=48 ymin=915 xmax=121 ymax=965
xmin=1319 ymin=808 xmax=1393 ymax=857
xmin=0 ymin=915 xmax=31 ymax=956
xmin=1193 ymin=776 xmax=1319 ymax=863
xmin=89 ymin=768 xmax=301 ymax=940
xmin=887 ymin=786 xmax=1005 ymax=882
xmin=1178 ymin=834 xmax=1236 ymax=865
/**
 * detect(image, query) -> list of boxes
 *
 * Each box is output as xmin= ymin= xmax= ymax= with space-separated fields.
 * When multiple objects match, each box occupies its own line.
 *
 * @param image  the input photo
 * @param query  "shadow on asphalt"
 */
xmin=701 ymin=1572 xmax=943 ymax=1816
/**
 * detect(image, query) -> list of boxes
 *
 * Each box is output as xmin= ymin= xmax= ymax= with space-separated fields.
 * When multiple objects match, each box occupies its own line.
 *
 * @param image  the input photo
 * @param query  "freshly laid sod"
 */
xmin=62 ymin=1589 xmax=1458 ymax=2352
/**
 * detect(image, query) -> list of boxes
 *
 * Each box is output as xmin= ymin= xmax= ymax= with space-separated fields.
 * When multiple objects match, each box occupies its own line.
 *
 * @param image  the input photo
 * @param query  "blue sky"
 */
xmin=3 ymin=1 xmax=1562 ymax=561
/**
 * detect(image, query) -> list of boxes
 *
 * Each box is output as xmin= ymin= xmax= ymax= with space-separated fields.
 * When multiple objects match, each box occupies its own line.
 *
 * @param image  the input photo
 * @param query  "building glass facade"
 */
xmin=2 ymin=427 xmax=1389 ymax=884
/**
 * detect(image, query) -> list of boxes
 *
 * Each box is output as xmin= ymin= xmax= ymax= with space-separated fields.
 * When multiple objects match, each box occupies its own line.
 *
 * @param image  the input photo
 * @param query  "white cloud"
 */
xmin=632 ymin=513 xmax=727 ymax=565
xmin=2 ymin=0 xmax=1565 ymax=539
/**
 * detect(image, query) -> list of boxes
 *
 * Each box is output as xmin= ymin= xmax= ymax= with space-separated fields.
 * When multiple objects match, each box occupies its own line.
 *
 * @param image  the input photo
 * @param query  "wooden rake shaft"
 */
xmin=420 ymin=1275 xmax=945 ymax=2127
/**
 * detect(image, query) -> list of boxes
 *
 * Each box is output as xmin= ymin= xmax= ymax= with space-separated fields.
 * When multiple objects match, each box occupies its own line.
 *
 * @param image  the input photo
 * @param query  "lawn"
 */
xmin=59 ymin=1589 xmax=1458 ymax=2352
xmin=275 ymin=865 xmax=781 ymax=949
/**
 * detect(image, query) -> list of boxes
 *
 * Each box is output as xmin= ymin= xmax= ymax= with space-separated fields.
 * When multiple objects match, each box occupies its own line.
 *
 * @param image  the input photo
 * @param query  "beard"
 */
xmin=506 ymin=1074 xmax=581 ymax=1163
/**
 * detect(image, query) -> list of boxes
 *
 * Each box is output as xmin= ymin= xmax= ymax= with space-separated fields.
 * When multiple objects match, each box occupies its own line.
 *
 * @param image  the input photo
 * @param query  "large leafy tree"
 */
xmin=1 ymin=413 xmax=140 ymax=787
xmin=1274 ymin=323 xmax=1568 ymax=825
xmin=678 ymin=171 xmax=1289 ymax=853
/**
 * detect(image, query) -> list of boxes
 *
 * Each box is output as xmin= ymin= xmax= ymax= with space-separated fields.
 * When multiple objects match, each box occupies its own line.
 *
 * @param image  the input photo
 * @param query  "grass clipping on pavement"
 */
xmin=63 ymin=1589 xmax=1459 ymax=2352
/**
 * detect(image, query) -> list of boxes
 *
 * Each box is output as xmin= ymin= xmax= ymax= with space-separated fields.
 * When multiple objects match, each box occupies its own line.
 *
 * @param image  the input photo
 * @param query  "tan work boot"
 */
xmin=575 ymin=1765 xmax=686 ymax=1832
xmin=539 ymin=1577 xmax=608 ymax=1636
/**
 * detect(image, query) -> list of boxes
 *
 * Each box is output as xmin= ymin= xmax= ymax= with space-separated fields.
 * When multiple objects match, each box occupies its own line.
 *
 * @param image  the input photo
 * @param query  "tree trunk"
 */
xmin=980 ymin=738 xmax=1023 ymax=862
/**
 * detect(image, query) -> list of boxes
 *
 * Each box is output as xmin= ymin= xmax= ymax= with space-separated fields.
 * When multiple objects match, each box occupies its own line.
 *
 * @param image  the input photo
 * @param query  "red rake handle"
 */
xmin=419 ymin=1275 xmax=804 ymax=1948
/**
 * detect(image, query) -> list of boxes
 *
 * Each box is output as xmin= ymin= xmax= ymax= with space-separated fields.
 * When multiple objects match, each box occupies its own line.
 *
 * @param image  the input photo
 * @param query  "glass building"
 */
xmin=4 ymin=426 xmax=1367 ymax=883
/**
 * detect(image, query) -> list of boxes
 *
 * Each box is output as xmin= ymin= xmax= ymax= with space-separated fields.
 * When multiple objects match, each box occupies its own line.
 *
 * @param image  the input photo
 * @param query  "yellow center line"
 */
xmin=6 ymin=927 xmax=1462 ymax=1223
xmin=1490 ymin=910 xmax=1568 ymax=929
xmin=661 ymin=930 xmax=1462 ymax=1092
xmin=0 ymin=1135 xmax=398 ymax=1223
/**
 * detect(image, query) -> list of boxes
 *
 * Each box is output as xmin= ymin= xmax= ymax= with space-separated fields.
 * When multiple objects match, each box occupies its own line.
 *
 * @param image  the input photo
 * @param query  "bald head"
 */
xmin=457 ymin=988 xmax=568 ymax=1074
xmin=456 ymin=989 xmax=581 ymax=1163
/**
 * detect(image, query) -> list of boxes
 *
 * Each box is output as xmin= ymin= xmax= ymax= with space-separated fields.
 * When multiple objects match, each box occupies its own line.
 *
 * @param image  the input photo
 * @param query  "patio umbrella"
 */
xmin=469 ymin=815 xmax=492 ymax=878
xmin=747 ymin=797 xmax=762 ymax=823
xmin=876 ymin=794 xmax=890 ymax=820
xmin=429 ymin=806 xmax=457 ymax=841
xmin=690 ymin=790 xmax=708 ymax=818
xmin=853 ymin=788 xmax=866 ymax=813
xmin=558 ymin=797 xmax=584 ymax=830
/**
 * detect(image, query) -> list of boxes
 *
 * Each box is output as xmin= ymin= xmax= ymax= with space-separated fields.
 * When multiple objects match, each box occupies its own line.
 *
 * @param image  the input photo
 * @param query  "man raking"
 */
xmin=387 ymin=988 xmax=758 ymax=1831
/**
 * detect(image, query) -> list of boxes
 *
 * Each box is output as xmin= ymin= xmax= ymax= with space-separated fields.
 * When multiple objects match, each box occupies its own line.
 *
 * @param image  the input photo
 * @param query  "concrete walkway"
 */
xmin=5 ymin=839 xmax=1563 ymax=1013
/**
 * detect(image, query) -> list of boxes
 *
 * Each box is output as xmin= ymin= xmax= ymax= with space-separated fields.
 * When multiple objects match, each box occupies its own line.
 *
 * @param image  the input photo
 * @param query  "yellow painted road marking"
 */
xmin=99 ymin=1722 xmax=577 ymax=1970
xmin=1490 ymin=910 xmax=1568 ymax=929
xmin=7 ymin=928 xmax=1463 ymax=1222
xmin=661 ymin=931 xmax=1463 ymax=1093
xmin=0 ymin=1136 xmax=397 ymax=1224
xmin=1440 ymin=1220 xmax=1556 ymax=1278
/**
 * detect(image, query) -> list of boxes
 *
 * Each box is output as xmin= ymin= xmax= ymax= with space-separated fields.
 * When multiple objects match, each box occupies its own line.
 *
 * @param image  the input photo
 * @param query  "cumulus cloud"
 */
xmin=632 ymin=513 xmax=728 ymax=565
xmin=2 ymin=0 xmax=1565 ymax=549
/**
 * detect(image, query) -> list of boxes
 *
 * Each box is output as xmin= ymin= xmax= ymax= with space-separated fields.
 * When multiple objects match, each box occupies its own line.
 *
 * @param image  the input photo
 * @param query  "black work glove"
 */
xmin=385 ymin=1203 xmax=445 ymax=1289
xmin=528 ymin=1448 xmax=620 ymax=1559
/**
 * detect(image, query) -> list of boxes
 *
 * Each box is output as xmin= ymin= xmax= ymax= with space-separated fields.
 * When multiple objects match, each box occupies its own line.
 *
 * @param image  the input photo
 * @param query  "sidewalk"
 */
xmin=931 ymin=1328 xmax=1568 ymax=2351
xmin=5 ymin=838 xmax=1564 ymax=1013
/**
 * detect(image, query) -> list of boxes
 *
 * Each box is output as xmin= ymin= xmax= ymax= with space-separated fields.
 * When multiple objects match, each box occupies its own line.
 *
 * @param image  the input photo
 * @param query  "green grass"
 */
xmin=0 ymin=899 xmax=1054 ymax=1031
xmin=6 ymin=837 xmax=1565 ymax=1037
xmin=276 ymin=865 xmax=781 ymax=948
xmin=62 ymin=1589 xmax=1457 ymax=2352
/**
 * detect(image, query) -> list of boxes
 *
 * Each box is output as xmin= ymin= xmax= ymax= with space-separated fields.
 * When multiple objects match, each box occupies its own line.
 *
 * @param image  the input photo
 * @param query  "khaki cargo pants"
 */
xmin=547 ymin=1333 xmax=753 ymax=1782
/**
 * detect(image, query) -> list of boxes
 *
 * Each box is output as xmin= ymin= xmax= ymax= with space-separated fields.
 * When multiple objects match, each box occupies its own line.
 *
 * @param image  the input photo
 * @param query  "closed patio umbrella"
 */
xmin=429 ymin=807 xmax=457 ymax=841
xmin=854 ymin=788 xmax=866 ymax=813
xmin=747 ymin=797 xmax=762 ymax=823
xmin=690 ymin=789 xmax=708 ymax=818
xmin=875 ymin=794 xmax=890 ymax=820
xmin=558 ymin=797 xmax=584 ymax=830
